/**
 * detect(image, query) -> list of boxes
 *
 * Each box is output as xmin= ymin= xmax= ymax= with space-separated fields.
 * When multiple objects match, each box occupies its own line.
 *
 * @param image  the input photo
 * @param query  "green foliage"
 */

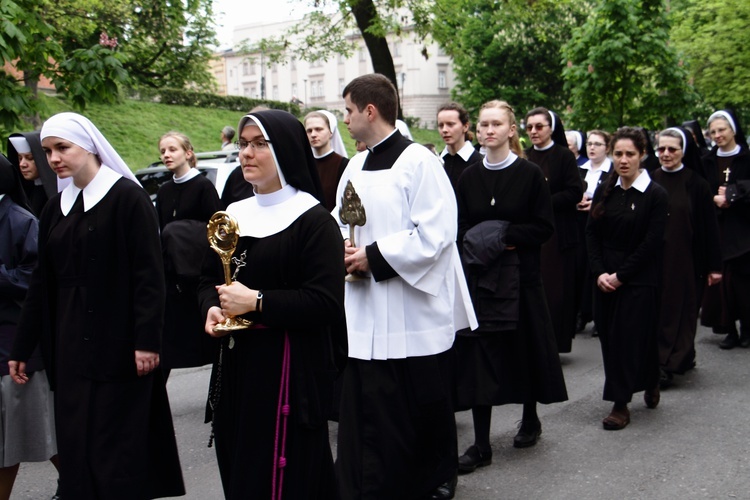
xmin=562 ymin=0 xmax=697 ymax=130
xmin=671 ymin=0 xmax=750 ymax=120
xmin=4 ymin=94 xmax=439 ymax=168
xmin=0 ymin=0 xmax=218 ymax=134
xmin=128 ymin=88 xmax=301 ymax=116
xmin=431 ymin=0 xmax=589 ymax=117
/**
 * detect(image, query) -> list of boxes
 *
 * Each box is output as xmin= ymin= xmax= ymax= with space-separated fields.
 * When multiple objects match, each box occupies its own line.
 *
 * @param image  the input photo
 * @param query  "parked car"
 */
xmin=135 ymin=150 xmax=240 ymax=202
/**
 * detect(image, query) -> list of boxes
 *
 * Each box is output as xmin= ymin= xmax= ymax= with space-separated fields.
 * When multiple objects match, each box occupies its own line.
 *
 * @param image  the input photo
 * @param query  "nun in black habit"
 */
xmin=198 ymin=110 xmax=346 ymax=499
xmin=651 ymin=127 xmax=722 ymax=386
xmin=8 ymin=112 xmax=184 ymax=499
xmin=525 ymin=108 xmax=583 ymax=353
xmin=698 ymin=109 xmax=750 ymax=349
xmin=6 ymin=132 xmax=57 ymax=217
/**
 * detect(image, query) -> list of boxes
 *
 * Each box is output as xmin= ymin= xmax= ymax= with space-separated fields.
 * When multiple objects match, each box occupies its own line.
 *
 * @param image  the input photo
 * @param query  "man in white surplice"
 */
xmin=334 ymin=74 xmax=476 ymax=500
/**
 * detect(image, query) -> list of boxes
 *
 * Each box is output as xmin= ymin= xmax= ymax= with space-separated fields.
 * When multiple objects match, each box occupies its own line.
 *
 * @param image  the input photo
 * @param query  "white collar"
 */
xmin=173 ymin=167 xmax=201 ymax=184
xmin=313 ymin=148 xmax=334 ymax=160
xmin=60 ymin=166 xmax=122 ymax=215
xmin=717 ymin=144 xmax=741 ymax=157
xmin=661 ymin=164 xmax=685 ymax=173
xmin=615 ymin=169 xmax=651 ymax=192
xmin=581 ymin=158 xmax=612 ymax=172
xmin=483 ymin=152 xmax=518 ymax=171
xmin=533 ymin=141 xmax=554 ymax=151
xmin=0 ymin=194 xmax=4 ymax=202
xmin=440 ymin=141 xmax=475 ymax=162
xmin=227 ymin=185 xmax=320 ymax=238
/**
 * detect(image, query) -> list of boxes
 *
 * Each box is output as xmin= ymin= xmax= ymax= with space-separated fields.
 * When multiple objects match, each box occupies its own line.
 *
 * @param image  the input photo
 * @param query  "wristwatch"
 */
xmin=256 ymin=290 xmax=264 ymax=312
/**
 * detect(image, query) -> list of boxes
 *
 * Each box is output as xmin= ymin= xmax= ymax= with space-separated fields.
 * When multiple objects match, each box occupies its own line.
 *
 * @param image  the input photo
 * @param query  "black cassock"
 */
xmin=651 ymin=168 xmax=721 ymax=374
xmin=455 ymin=157 xmax=568 ymax=408
xmin=526 ymin=145 xmax=583 ymax=353
xmin=199 ymin=204 xmax=345 ymax=500
xmin=587 ymin=179 xmax=668 ymax=402
xmin=13 ymin=178 xmax=184 ymax=499
xmin=156 ymin=173 xmax=221 ymax=370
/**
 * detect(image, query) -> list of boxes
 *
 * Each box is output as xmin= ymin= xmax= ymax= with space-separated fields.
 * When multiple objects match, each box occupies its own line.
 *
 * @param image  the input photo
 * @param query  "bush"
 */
xmin=127 ymin=87 xmax=301 ymax=116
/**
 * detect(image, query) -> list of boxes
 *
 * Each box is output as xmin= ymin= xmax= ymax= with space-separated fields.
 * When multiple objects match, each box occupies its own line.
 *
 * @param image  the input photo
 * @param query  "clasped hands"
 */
xmin=597 ymin=273 xmax=622 ymax=293
xmin=714 ymin=186 xmax=728 ymax=208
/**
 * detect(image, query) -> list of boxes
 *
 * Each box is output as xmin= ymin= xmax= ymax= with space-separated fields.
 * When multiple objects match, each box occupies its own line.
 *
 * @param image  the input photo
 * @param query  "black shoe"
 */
xmin=575 ymin=315 xmax=587 ymax=333
xmin=659 ymin=369 xmax=674 ymax=390
xmin=740 ymin=331 xmax=750 ymax=348
xmin=51 ymin=478 xmax=61 ymax=500
xmin=458 ymin=445 xmax=492 ymax=473
xmin=513 ymin=419 xmax=542 ymax=448
xmin=719 ymin=332 xmax=740 ymax=350
xmin=428 ymin=473 xmax=457 ymax=499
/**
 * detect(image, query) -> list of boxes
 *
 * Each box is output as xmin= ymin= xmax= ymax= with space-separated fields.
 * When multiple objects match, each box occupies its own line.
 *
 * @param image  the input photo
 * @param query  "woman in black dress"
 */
xmin=525 ymin=108 xmax=583 ymax=354
xmin=9 ymin=112 xmax=184 ymax=499
xmin=586 ymin=127 xmax=668 ymax=430
xmin=155 ymin=132 xmax=221 ymax=378
xmin=198 ymin=110 xmax=345 ymax=499
xmin=455 ymin=100 xmax=567 ymax=472
xmin=651 ymin=127 xmax=721 ymax=387
xmin=698 ymin=109 xmax=750 ymax=349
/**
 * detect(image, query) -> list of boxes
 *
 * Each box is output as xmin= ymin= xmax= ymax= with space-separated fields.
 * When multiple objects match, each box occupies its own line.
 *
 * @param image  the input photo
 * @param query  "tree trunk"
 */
xmin=22 ymin=70 xmax=42 ymax=129
xmin=348 ymin=0 xmax=404 ymax=119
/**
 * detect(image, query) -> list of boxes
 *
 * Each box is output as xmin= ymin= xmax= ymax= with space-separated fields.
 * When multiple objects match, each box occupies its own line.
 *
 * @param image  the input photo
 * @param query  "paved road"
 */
xmin=11 ymin=325 xmax=750 ymax=499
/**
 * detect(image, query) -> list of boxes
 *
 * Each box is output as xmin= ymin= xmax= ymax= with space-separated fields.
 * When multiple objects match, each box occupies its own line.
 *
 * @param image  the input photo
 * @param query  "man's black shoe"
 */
xmin=719 ymin=332 xmax=740 ymax=350
xmin=457 ymin=445 xmax=492 ymax=473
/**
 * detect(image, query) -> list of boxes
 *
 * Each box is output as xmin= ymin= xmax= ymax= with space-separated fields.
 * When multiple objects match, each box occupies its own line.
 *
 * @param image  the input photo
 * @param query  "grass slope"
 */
xmin=16 ymin=95 xmax=442 ymax=171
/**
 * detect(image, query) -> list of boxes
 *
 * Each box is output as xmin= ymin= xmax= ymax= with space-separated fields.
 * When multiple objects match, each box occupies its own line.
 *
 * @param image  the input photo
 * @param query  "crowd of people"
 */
xmin=0 ymin=72 xmax=747 ymax=499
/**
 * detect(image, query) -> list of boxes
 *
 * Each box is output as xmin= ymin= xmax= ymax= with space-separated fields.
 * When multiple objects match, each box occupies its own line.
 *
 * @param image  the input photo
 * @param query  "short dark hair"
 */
xmin=342 ymin=74 xmax=398 ymax=126
xmin=525 ymin=107 xmax=551 ymax=125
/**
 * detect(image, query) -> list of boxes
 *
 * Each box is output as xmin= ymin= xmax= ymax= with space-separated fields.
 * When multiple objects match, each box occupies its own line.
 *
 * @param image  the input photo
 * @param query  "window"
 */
xmin=250 ymin=86 xmax=257 ymax=97
xmin=358 ymin=49 xmax=366 ymax=62
xmin=338 ymin=53 xmax=346 ymax=64
xmin=272 ymin=85 xmax=279 ymax=100
xmin=272 ymin=62 xmax=278 ymax=73
xmin=242 ymin=62 xmax=249 ymax=76
xmin=393 ymin=42 xmax=401 ymax=57
xmin=339 ymin=78 xmax=345 ymax=94
xmin=438 ymin=70 xmax=447 ymax=89
xmin=291 ymin=83 xmax=298 ymax=97
xmin=290 ymin=57 xmax=297 ymax=70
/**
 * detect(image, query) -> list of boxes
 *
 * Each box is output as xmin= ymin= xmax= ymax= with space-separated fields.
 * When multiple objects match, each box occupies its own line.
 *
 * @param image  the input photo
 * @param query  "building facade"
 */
xmin=210 ymin=18 xmax=456 ymax=128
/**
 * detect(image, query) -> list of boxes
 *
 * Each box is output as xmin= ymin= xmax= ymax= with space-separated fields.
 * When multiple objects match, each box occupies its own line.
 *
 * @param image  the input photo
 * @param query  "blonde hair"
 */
xmin=159 ymin=131 xmax=196 ymax=168
xmin=478 ymin=100 xmax=525 ymax=158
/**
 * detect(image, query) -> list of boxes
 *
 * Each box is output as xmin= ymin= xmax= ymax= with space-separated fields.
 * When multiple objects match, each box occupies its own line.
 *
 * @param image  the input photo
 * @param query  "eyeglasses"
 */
xmin=656 ymin=146 xmax=680 ymax=154
xmin=527 ymin=123 xmax=549 ymax=131
xmin=235 ymin=139 xmax=271 ymax=151
xmin=586 ymin=142 xmax=605 ymax=148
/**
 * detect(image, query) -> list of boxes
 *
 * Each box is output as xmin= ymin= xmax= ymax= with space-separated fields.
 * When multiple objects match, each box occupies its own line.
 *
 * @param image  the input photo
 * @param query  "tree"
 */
xmin=561 ymin=0 xmax=697 ymax=131
xmin=1 ymin=0 xmax=217 ymax=134
xmin=670 ymin=0 xmax=750 ymax=119
xmin=241 ymin=0 xmax=439 ymax=118
xmin=431 ymin=0 xmax=589 ymax=117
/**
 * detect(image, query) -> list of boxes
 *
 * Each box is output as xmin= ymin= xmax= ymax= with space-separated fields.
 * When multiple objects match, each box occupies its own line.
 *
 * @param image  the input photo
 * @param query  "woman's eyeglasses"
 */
xmin=656 ymin=146 xmax=680 ymax=154
xmin=527 ymin=124 xmax=549 ymax=131
xmin=586 ymin=142 xmax=605 ymax=148
xmin=235 ymin=139 xmax=271 ymax=151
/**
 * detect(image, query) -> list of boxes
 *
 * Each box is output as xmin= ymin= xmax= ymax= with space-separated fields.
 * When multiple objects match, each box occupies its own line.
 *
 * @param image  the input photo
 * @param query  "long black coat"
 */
xmin=12 ymin=178 xmax=184 ymax=499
